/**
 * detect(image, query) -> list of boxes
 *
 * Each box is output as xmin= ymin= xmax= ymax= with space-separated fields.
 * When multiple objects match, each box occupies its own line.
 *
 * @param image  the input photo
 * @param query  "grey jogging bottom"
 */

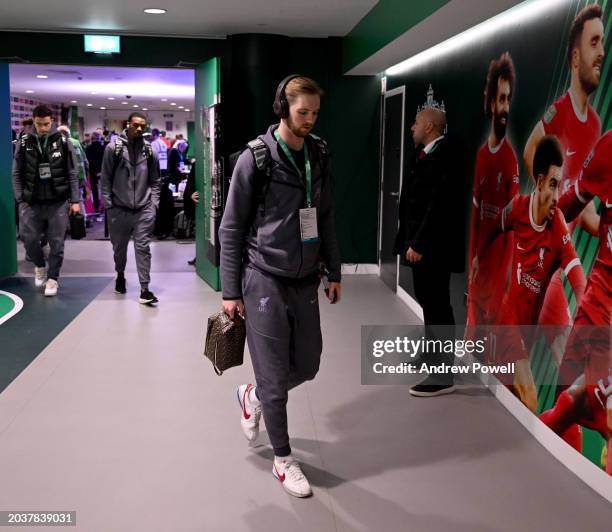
xmin=242 ymin=266 xmax=323 ymax=457
xmin=19 ymin=200 xmax=69 ymax=280
xmin=107 ymin=205 xmax=156 ymax=288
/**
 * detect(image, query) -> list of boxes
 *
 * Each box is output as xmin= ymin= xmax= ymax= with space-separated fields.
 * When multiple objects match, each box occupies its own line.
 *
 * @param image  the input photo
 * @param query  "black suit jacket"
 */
xmin=393 ymin=136 xmax=466 ymax=273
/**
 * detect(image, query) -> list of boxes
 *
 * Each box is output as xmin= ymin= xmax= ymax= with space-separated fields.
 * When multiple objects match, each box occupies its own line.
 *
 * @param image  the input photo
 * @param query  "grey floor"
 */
xmin=1 ymin=240 xmax=611 ymax=531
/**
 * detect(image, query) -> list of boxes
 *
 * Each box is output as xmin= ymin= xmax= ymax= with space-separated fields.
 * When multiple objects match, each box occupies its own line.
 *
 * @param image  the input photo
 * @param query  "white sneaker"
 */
xmin=44 ymin=279 xmax=58 ymax=297
xmin=236 ymin=383 xmax=261 ymax=441
xmin=273 ymin=456 xmax=312 ymax=498
xmin=34 ymin=266 xmax=46 ymax=287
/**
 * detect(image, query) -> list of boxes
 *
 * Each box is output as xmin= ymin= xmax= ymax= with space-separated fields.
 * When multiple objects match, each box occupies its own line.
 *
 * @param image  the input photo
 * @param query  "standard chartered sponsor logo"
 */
xmin=520 ymin=271 xmax=542 ymax=293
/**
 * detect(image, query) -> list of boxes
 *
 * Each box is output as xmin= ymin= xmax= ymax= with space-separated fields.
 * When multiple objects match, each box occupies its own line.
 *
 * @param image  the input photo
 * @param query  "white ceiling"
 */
xmin=0 ymin=0 xmax=377 ymax=39
xmin=10 ymin=64 xmax=195 ymax=111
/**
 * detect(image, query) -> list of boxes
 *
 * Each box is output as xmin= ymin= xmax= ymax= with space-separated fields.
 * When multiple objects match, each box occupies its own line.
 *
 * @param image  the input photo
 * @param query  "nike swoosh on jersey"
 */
xmin=517 ymin=244 xmax=526 ymax=250
xmin=565 ymin=149 xmax=576 ymax=156
xmin=605 ymin=199 xmax=612 ymax=208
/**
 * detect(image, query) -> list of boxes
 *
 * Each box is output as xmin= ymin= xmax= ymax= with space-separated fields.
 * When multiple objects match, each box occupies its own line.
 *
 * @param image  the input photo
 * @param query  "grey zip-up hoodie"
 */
xmin=101 ymin=131 xmax=160 ymax=210
xmin=219 ymin=124 xmax=341 ymax=300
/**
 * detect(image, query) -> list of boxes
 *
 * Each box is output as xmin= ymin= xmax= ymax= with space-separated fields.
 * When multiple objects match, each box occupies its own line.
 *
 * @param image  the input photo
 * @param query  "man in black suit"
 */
xmin=394 ymin=106 xmax=464 ymax=397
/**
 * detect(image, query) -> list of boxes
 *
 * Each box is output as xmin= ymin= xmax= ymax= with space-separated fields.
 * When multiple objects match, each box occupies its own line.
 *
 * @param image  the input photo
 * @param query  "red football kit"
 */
xmin=468 ymin=137 xmax=519 ymax=325
xmin=558 ymin=131 xmax=612 ymax=386
xmin=538 ymin=89 xmax=601 ymax=329
xmin=479 ymin=194 xmax=582 ymax=364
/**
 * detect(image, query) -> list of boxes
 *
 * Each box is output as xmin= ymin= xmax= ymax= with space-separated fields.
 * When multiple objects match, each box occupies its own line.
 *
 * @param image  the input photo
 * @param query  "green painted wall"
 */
xmin=194 ymin=58 xmax=221 ymax=290
xmin=0 ymin=63 xmax=17 ymax=278
xmin=342 ymin=0 xmax=450 ymax=73
xmin=186 ymin=121 xmax=195 ymax=158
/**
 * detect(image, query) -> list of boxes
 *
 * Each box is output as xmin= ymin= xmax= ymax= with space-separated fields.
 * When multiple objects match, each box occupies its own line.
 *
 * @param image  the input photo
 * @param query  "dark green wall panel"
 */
xmin=0 ymin=63 xmax=17 ymax=278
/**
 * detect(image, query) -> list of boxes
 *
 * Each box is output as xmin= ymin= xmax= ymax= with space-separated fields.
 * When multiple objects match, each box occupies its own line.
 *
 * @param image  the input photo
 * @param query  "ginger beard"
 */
xmin=285 ymin=94 xmax=320 ymax=138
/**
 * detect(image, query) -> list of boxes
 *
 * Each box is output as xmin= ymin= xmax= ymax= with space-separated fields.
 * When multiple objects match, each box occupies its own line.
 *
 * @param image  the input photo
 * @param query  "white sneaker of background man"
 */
xmin=44 ymin=278 xmax=58 ymax=297
xmin=34 ymin=266 xmax=46 ymax=288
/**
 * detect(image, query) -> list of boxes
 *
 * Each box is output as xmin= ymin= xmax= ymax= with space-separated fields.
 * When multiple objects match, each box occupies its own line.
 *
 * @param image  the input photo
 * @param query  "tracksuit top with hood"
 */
xmin=101 ymin=130 xmax=161 ymax=211
xmin=219 ymin=124 xmax=342 ymax=300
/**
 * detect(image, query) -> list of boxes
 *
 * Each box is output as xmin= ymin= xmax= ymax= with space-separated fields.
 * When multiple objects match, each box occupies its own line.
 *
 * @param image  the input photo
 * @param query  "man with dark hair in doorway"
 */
xmin=468 ymin=52 xmax=520 ymax=329
xmin=473 ymin=135 xmax=586 ymax=413
xmin=394 ymin=102 xmax=464 ymax=398
xmin=12 ymin=105 xmax=81 ymax=297
xmin=219 ymin=75 xmax=341 ymax=498
xmin=523 ymin=4 xmax=604 ymax=363
xmin=102 ymin=111 xmax=161 ymax=305
xmin=85 ymin=131 xmax=106 ymax=215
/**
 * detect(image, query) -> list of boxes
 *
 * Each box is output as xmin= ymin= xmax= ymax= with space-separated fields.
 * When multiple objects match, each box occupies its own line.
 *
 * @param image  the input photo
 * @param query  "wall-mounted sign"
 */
xmin=84 ymin=35 xmax=121 ymax=54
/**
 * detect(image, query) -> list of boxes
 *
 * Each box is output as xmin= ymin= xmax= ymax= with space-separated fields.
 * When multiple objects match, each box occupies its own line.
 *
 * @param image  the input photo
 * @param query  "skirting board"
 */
xmin=396 ymin=285 xmax=424 ymax=321
xmin=489 ymin=378 xmax=612 ymax=503
xmin=341 ymin=264 xmax=380 ymax=275
xmin=393 ymin=284 xmax=611 ymax=502
xmin=462 ymin=353 xmax=612 ymax=503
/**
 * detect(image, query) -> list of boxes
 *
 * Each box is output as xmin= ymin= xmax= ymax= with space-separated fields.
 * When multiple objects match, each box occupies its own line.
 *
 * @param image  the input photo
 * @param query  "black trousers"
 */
xmin=412 ymin=262 xmax=456 ymax=384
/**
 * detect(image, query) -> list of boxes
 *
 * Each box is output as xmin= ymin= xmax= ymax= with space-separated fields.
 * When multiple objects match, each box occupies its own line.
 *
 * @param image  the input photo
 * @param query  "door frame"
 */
xmin=378 ymin=84 xmax=405 ymax=291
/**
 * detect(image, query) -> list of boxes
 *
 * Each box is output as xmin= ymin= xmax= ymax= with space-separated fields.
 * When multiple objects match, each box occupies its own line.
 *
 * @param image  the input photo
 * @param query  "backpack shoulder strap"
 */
xmin=112 ymin=138 xmax=125 ymax=174
xmin=243 ymin=137 xmax=272 ymax=230
xmin=246 ymin=137 xmax=271 ymax=175
xmin=308 ymin=133 xmax=330 ymax=166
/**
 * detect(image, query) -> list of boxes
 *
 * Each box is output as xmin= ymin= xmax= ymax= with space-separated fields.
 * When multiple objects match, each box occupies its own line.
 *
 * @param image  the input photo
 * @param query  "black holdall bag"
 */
xmin=204 ymin=311 xmax=246 ymax=376
xmin=69 ymin=212 xmax=86 ymax=240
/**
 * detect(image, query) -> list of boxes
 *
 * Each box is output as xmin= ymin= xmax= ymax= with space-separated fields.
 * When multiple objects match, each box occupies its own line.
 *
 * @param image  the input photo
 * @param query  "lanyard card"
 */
xmin=39 ymin=163 xmax=52 ymax=180
xmin=299 ymin=207 xmax=318 ymax=242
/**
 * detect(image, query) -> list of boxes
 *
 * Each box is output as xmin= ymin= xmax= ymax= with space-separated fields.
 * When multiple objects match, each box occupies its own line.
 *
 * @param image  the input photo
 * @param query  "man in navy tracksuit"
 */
xmin=219 ymin=75 xmax=341 ymax=498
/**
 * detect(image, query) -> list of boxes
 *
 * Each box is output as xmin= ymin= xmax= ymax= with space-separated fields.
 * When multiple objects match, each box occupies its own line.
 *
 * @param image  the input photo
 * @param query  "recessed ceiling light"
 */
xmin=121 ymin=101 xmax=128 ymax=105
xmin=107 ymin=97 xmax=115 ymax=100
xmin=170 ymin=102 xmax=176 ymax=106
xmin=87 ymin=103 xmax=93 ymax=107
xmin=36 ymin=74 xmax=48 ymax=79
xmin=161 ymin=98 xmax=168 ymax=102
xmin=91 ymin=91 xmax=97 ymax=95
xmin=100 ymin=107 xmax=106 ymax=110
xmin=184 ymin=109 xmax=190 ymax=112
xmin=142 ymin=108 xmax=148 ymax=111
xmin=71 ymin=100 xmax=77 ymax=103
xmin=144 ymin=8 xmax=167 ymax=14
xmin=133 ymin=104 xmax=139 ymax=108
xmin=178 ymin=105 xmax=184 ymax=109
xmin=26 ymin=90 xmax=34 ymax=93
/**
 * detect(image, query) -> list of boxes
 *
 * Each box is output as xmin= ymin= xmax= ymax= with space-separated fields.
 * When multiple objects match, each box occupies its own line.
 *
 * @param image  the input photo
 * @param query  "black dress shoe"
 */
xmin=409 ymin=376 xmax=456 ymax=397
xmin=187 ymin=258 xmax=196 ymax=266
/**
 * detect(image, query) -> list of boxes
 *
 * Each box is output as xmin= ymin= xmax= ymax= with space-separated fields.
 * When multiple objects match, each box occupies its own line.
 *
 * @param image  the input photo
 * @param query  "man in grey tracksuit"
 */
xmin=102 ymin=112 xmax=161 ymax=305
xmin=219 ymin=75 xmax=341 ymax=498
xmin=12 ymin=105 xmax=81 ymax=297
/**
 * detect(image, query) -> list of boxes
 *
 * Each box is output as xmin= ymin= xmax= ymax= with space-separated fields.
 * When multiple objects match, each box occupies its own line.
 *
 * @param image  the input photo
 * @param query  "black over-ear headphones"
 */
xmin=273 ymin=74 xmax=302 ymax=119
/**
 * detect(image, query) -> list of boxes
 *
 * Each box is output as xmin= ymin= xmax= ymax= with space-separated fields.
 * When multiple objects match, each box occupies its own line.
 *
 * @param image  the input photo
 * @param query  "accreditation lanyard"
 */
xmin=274 ymin=129 xmax=312 ymax=207
xmin=35 ymin=135 xmax=49 ymax=158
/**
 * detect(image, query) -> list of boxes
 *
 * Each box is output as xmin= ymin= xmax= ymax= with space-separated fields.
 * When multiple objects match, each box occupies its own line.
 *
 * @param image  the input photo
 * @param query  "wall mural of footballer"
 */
xmin=467 ymin=2 xmax=610 ymax=472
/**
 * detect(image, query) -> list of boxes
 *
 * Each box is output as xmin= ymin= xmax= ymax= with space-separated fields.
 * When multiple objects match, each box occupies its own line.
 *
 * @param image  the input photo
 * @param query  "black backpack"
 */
xmin=228 ymin=134 xmax=330 ymax=225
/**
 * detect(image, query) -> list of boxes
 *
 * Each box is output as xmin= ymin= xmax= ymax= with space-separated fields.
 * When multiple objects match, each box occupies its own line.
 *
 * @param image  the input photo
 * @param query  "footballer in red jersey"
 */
xmin=468 ymin=52 xmax=520 ymax=327
xmin=540 ymin=132 xmax=612 ymax=469
xmin=523 ymin=5 xmax=604 ymax=340
xmin=473 ymin=136 xmax=585 ymax=412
